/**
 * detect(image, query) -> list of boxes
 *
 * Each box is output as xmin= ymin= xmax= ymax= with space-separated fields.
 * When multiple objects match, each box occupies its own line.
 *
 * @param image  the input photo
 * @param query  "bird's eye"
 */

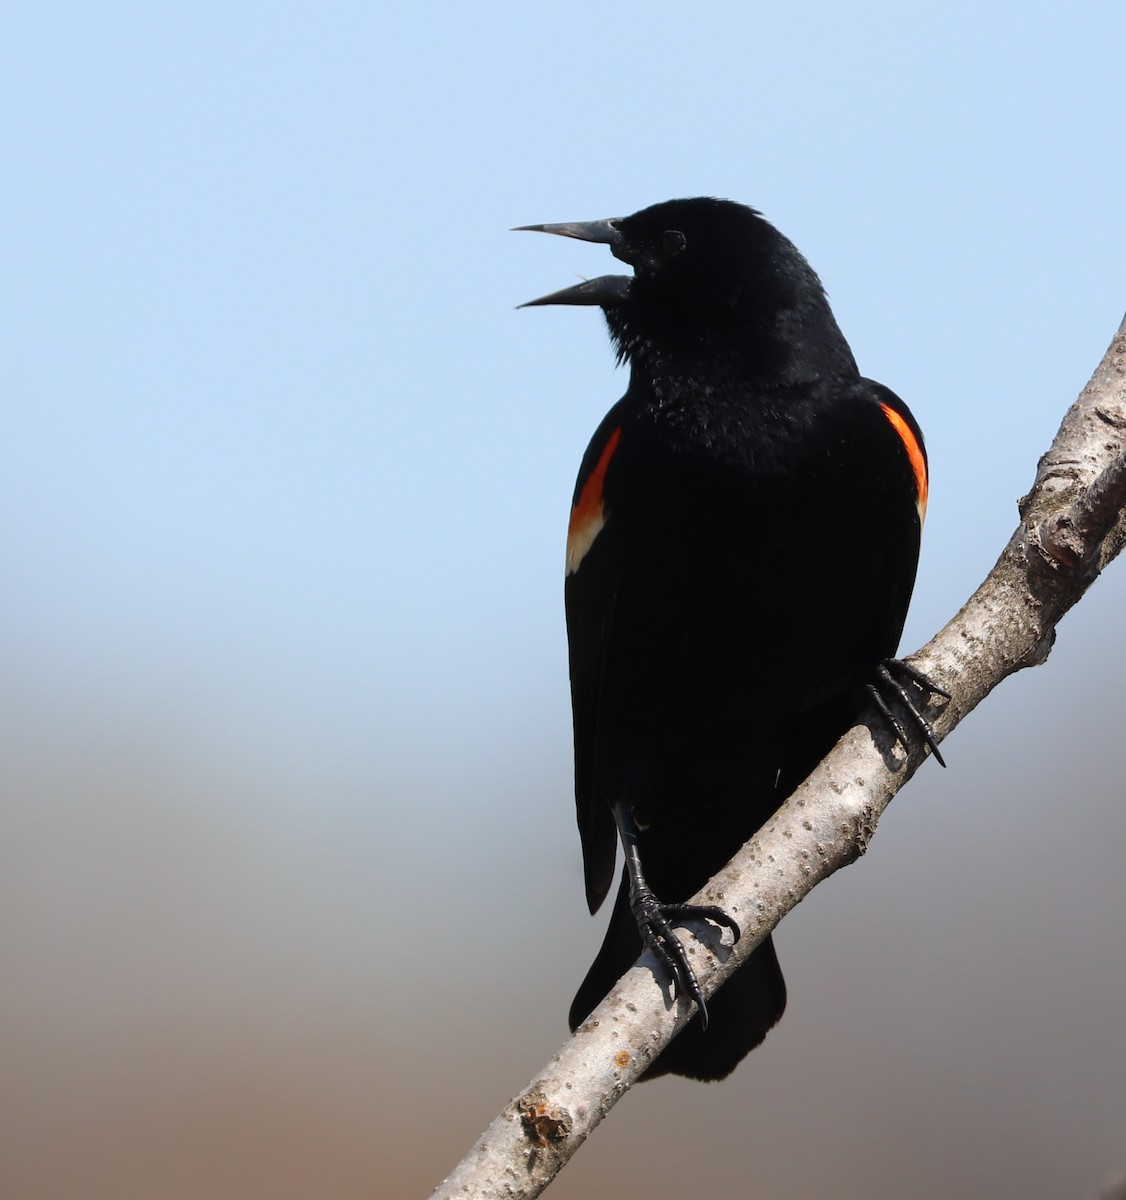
xmin=661 ymin=229 xmax=686 ymax=256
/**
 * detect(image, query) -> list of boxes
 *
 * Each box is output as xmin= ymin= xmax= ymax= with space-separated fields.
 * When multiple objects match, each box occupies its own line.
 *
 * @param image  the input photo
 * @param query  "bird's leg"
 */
xmin=868 ymin=658 xmax=950 ymax=767
xmin=610 ymin=798 xmax=741 ymax=1030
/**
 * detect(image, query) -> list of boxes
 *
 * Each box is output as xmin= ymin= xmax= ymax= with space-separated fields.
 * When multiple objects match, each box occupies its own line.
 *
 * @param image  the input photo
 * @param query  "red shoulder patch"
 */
xmin=880 ymin=402 xmax=928 ymax=524
xmin=567 ymin=426 xmax=621 ymax=574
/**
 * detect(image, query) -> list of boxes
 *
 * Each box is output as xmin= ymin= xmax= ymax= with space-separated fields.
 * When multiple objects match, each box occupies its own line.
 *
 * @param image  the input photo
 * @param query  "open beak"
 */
xmin=514 ymin=218 xmax=632 ymax=308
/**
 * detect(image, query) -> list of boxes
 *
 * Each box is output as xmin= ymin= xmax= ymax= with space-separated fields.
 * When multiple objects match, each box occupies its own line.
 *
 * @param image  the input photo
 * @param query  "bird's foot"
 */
xmin=629 ymin=888 xmax=741 ymax=1029
xmin=868 ymin=658 xmax=949 ymax=767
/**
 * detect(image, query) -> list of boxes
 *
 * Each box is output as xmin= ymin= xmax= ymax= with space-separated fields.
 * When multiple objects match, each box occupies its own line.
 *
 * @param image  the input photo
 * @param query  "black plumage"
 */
xmin=519 ymin=198 xmax=939 ymax=1080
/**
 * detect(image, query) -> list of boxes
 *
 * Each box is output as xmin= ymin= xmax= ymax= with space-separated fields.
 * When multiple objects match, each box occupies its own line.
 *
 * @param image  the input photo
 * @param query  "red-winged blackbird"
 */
xmin=518 ymin=198 xmax=942 ymax=1082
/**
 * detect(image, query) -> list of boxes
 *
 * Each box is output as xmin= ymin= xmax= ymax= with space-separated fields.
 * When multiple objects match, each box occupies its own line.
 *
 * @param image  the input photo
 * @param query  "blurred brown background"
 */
xmin=5 ymin=572 xmax=1125 ymax=1199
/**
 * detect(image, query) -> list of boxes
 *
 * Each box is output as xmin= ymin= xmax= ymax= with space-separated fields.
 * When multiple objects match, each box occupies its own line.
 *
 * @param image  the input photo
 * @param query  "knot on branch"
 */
xmin=1030 ymin=454 xmax=1126 ymax=579
xmin=1094 ymin=402 xmax=1126 ymax=431
xmin=845 ymin=805 xmax=878 ymax=859
xmin=1034 ymin=512 xmax=1087 ymax=570
xmin=519 ymin=1091 xmax=572 ymax=1153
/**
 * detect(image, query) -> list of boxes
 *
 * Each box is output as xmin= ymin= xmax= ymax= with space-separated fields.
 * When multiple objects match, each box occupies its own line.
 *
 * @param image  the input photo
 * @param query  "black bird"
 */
xmin=518 ymin=198 xmax=942 ymax=1081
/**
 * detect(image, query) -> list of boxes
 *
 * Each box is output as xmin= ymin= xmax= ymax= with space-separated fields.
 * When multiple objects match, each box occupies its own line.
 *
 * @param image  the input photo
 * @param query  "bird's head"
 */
xmin=517 ymin=197 xmax=850 ymax=378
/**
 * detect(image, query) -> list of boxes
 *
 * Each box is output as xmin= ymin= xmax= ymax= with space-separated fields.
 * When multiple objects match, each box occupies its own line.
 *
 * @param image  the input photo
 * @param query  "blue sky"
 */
xmin=3 ymin=4 xmax=1125 ymax=1198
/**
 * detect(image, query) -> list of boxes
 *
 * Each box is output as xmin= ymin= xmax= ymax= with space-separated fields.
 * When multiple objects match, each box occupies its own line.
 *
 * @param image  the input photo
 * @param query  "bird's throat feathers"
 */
xmin=603 ymin=291 xmax=857 ymax=388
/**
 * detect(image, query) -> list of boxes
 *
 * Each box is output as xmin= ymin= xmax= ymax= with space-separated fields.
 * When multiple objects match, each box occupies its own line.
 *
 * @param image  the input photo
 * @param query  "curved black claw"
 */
xmin=629 ymin=890 xmax=741 ymax=1030
xmin=868 ymin=658 xmax=949 ymax=767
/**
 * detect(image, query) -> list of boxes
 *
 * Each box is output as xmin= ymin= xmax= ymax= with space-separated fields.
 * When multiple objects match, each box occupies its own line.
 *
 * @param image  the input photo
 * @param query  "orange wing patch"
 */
xmin=880 ymin=403 xmax=928 ymax=525
xmin=567 ymin=427 xmax=621 ymax=575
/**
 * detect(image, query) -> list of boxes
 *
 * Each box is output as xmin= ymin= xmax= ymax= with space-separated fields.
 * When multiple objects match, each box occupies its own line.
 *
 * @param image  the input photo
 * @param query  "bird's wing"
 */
xmin=564 ymin=415 xmax=626 ymax=915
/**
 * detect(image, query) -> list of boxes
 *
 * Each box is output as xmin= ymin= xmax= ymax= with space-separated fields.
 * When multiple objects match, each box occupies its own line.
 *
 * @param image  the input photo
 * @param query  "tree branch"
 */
xmin=431 ymin=314 xmax=1126 ymax=1200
